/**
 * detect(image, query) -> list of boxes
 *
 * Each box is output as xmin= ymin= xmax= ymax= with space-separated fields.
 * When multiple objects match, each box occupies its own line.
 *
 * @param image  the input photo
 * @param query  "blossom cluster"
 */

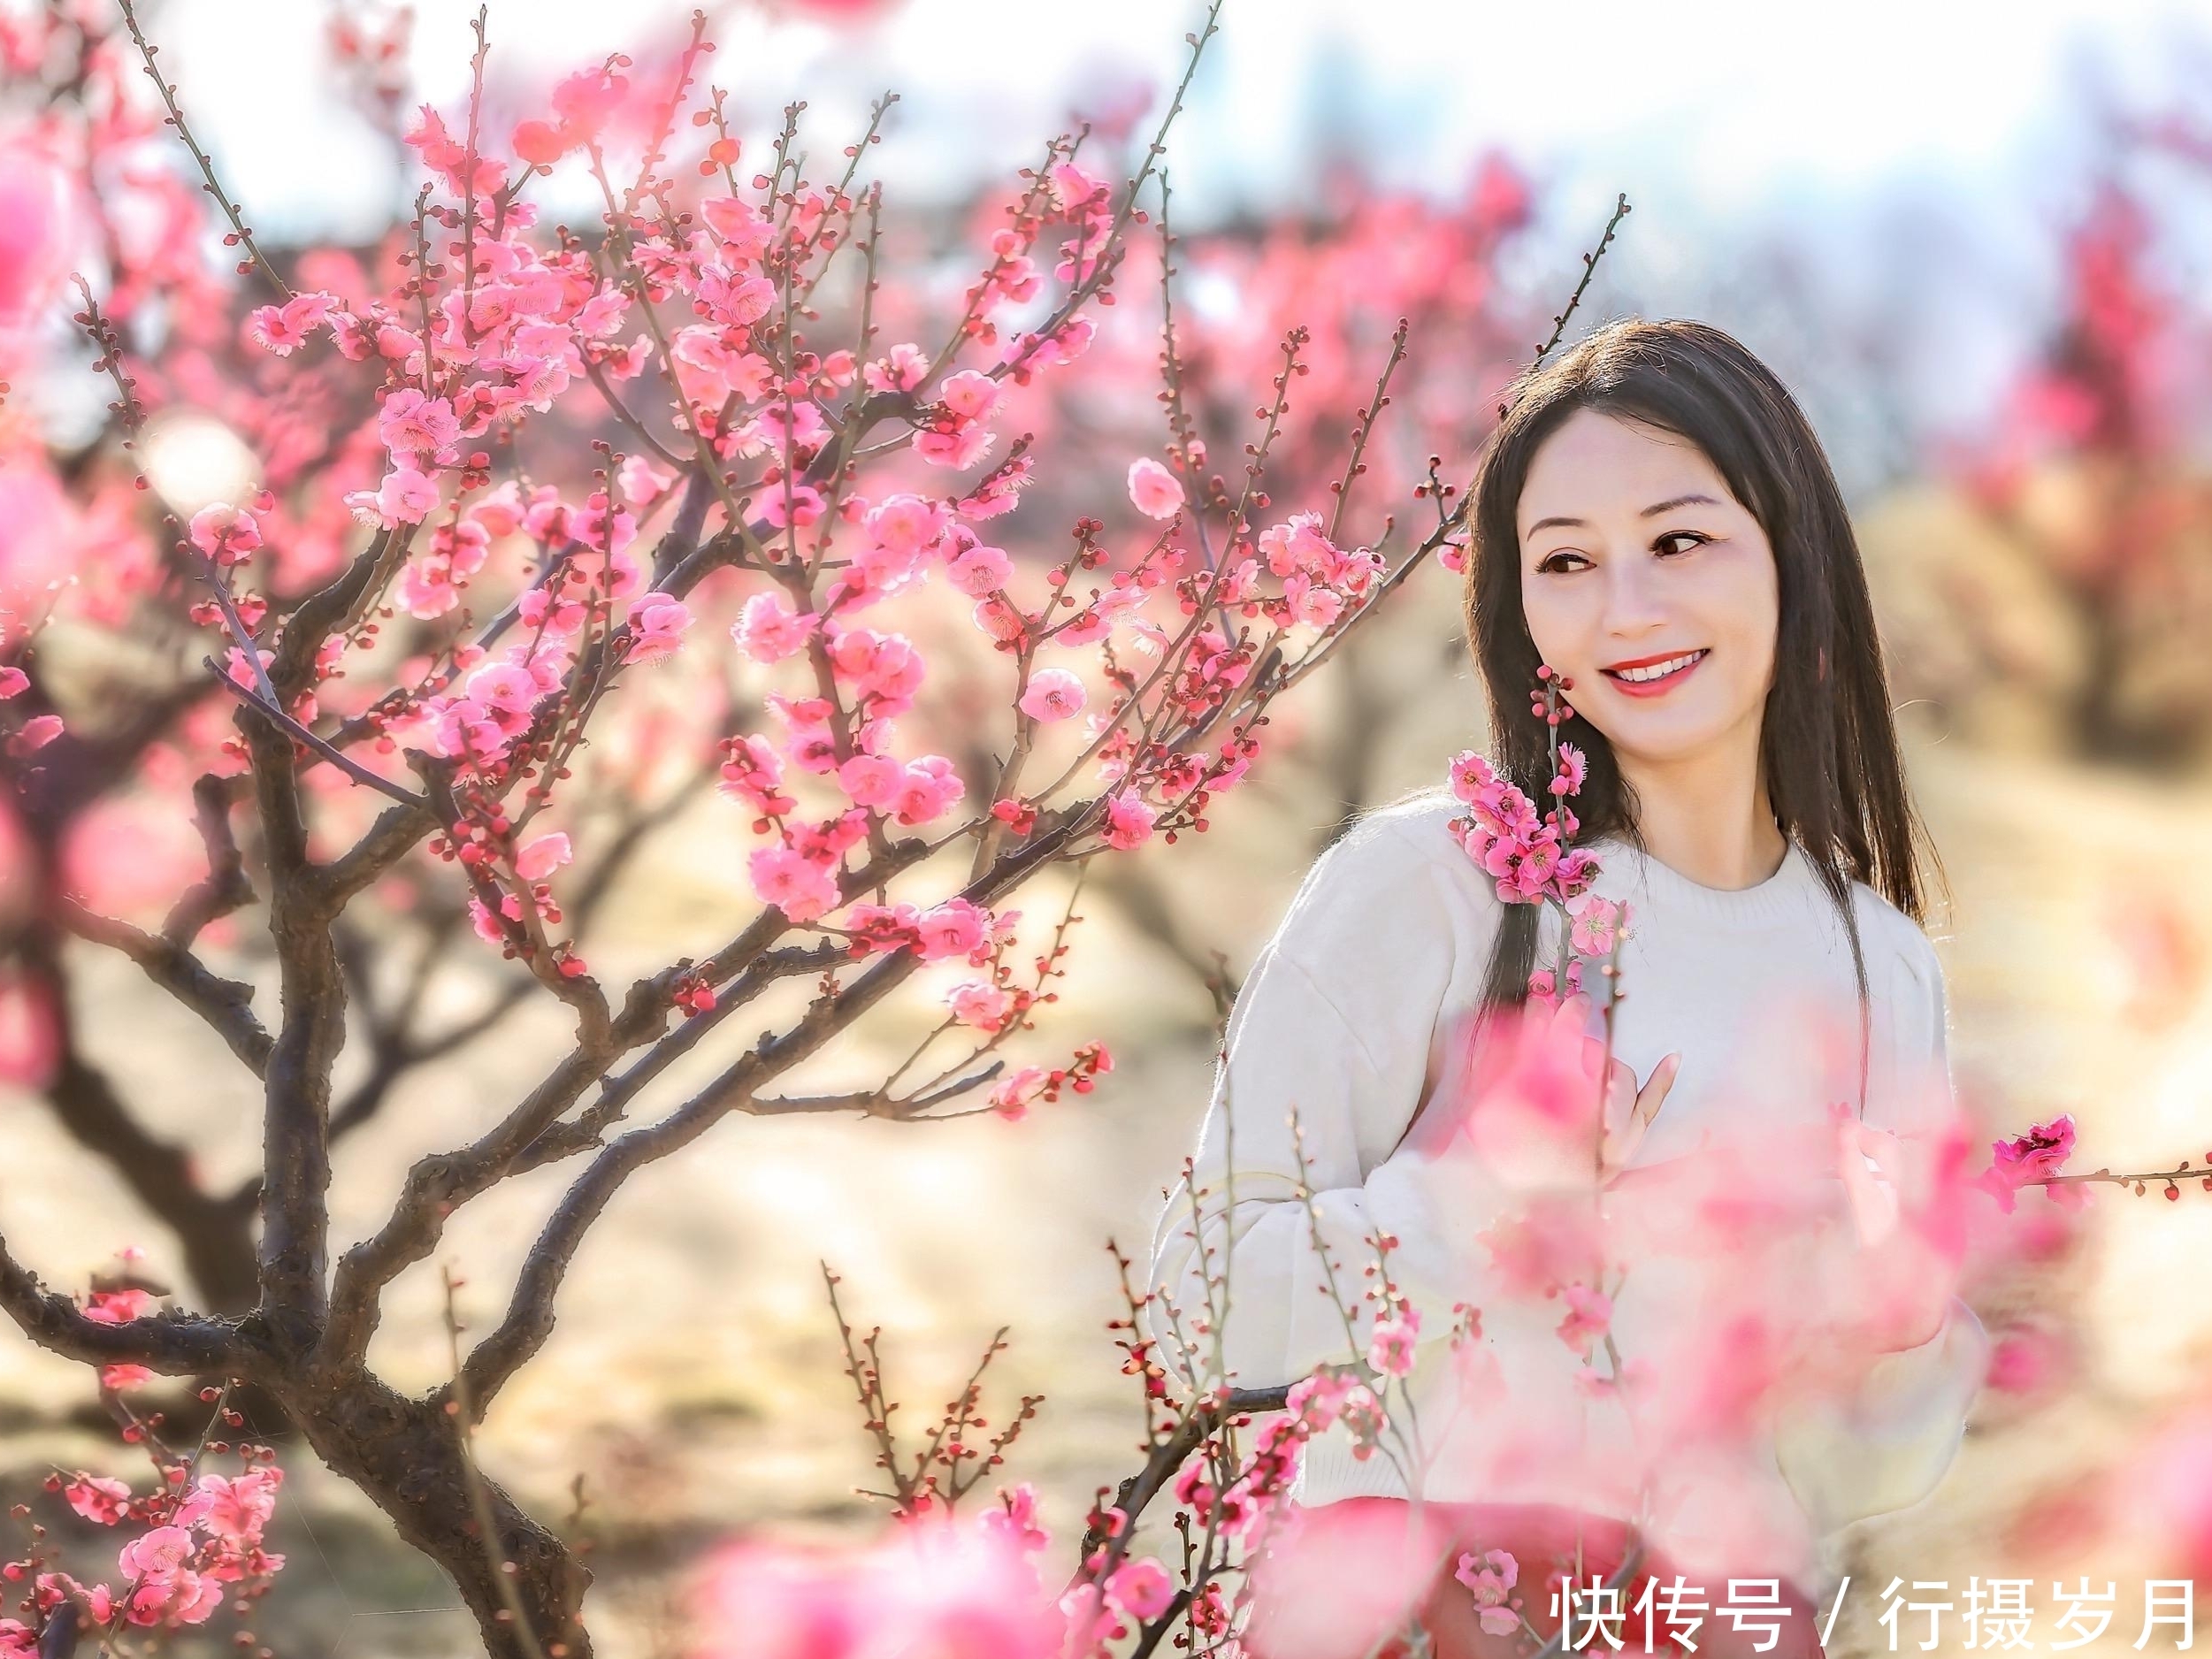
xmin=10 ymin=1441 xmax=282 ymax=1640
xmin=1445 ymin=744 xmax=1600 ymax=907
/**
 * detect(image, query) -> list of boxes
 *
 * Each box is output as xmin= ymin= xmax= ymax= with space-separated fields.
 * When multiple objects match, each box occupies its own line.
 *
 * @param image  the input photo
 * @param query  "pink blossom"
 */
xmin=1978 ymin=1112 xmax=2086 ymax=1214
xmin=122 ymin=1565 xmax=223 ymax=1629
xmin=1367 ymin=1304 xmax=1420 ymax=1377
xmin=913 ymin=898 xmax=987 ymax=962
xmin=623 ymin=592 xmax=693 ymax=664
xmin=1243 ymin=1498 xmax=1457 ymax=1657
xmin=0 ymin=147 xmax=66 ymax=326
xmin=348 ymin=464 xmax=440 ymax=527
xmin=1551 ymin=740 xmax=1588 ymax=797
xmin=864 ymin=493 xmax=949 ymax=560
xmin=761 ymin=482 xmax=825 ymax=529
xmin=1287 ymin=1368 xmax=1369 ymax=1433
xmin=1102 ymin=792 xmax=1157 ymax=851
xmin=945 ymin=540 xmax=1011 ymax=597
xmin=99 ymin=1364 xmax=153 ymax=1392
xmin=244 ymin=290 xmax=337 ymax=356
xmin=1018 ymin=668 xmax=1085 ymax=722
xmin=837 ymin=753 xmax=905 ymax=808
xmin=552 ymin=65 xmax=628 ymax=138
xmin=689 ymin=1510 xmax=1060 ymax=1659
xmin=731 ymin=590 xmax=820 ymax=664
xmin=377 ymin=388 xmax=463 ymax=466
xmin=991 ymin=1064 xmax=1049 ymax=1122
xmin=886 ymin=758 xmax=966 ymax=826
xmin=515 ymin=832 xmax=572 ymax=882
xmin=426 ymin=697 xmax=509 ymax=762
xmin=6 ymin=713 xmax=61 ymax=755
xmin=1126 ymin=456 xmax=1184 ymax=519
xmin=84 ymin=1287 xmax=150 ymax=1323
xmin=913 ymin=422 xmax=994 ymax=470
xmin=700 ymin=196 xmax=774 ymax=262
xmin=1566 ymin=894 xmax=1623 ymax=958
xmin=1282 ymin=571 xmax=1346 ymax=630
xmin=748 ymin=845 xmax=840 ymax=924
xmin=947 ymin=980 xmax=1013 ymax=1032
xmin=0 ymin=667 xmax=25 ymax=699
xmin=862 ymin=341 xmax=930 ymax=394
xmin=1106 ymin=1556 xmax=1175 ymax=1620
xmin=938 ymin=369 xmax=1005 ymax=424
xmin=187 ymin=503 xmax=262 ymax=566
xmin=1555 ymin=1283 xmax=1611 ymax=1358
xmin=118 ymin=1525 xmax=194 ymax=1581
xmin=464 ymin=660 xmax=540 ymax=718
xmin=174 ymin=1468 xmax=281 ymax=1544
xmin=65 ymin=1475 xmax=132 ymax=1525
xmin=978 ymin=1483 xmax=1050 ymax=1557
xmin=699 ymin=268 xmax=777 ymax=327
xmin=1454 ymin=1548 xmax=1521 ymax=1636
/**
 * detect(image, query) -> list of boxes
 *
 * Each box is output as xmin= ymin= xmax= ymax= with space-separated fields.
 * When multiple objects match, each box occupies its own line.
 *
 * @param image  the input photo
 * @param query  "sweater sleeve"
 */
xmin=1771 ymin=933 xmax=1994 ymax=1535
xmin=1139 ymin=813 xmax=1523 ymax=1397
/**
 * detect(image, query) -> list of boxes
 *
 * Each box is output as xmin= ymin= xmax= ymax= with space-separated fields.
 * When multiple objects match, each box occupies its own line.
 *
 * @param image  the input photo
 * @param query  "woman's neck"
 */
xmin=1611 ymin=754 xmax=1789 ymax=892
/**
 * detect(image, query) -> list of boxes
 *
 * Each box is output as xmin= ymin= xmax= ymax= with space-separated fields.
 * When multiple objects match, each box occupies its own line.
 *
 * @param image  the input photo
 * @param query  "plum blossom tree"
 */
xmin=0 ymin=2 xmax=1539 ymax=1651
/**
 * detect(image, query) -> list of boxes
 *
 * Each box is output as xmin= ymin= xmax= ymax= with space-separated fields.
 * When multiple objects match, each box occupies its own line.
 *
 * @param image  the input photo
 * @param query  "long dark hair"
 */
xmin=1458 ymin=316 xmax=1949 ymax=1114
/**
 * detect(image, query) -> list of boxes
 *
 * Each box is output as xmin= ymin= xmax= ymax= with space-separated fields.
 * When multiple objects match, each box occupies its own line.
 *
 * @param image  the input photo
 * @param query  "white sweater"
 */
xmin=1141 ymin=785 xmax=1992 ymax=1587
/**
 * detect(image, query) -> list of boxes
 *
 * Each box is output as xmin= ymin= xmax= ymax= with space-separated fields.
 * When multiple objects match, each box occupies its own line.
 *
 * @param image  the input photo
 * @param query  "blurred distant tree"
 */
xmin=1896 ymin=168 xmax=2212 ymax=768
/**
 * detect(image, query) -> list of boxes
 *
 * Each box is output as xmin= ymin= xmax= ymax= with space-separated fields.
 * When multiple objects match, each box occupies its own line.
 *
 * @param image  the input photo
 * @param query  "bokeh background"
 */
xmin=5 ymin=0 xmax=2212 ymax=1654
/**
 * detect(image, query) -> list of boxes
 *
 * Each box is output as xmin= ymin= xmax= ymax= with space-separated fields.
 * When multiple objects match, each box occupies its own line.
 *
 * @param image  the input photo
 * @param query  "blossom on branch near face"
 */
xmin=1446 ymin=747 xmax=1601 ymax=907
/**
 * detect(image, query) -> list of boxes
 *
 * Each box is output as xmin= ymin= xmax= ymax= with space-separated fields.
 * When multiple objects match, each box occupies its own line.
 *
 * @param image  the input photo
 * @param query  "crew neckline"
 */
xmin=1583 ymin=830 xmax=1822 ymax=926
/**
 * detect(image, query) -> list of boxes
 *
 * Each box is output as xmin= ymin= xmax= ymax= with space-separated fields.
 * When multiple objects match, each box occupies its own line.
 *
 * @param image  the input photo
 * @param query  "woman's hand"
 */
xmin=1565 ymin=990 xmax=1680 ymax=1188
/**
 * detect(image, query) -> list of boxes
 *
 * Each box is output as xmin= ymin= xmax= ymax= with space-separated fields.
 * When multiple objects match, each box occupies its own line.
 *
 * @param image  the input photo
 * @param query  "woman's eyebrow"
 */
xmin=1524 ymin=492 xmax=1726 ymax=537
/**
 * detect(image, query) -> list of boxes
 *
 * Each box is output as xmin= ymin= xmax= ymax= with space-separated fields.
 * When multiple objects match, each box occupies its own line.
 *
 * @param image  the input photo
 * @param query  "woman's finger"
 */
xmin=1602 ymin=1052 xmax=1678 ymax=1177
xmin=1635 ymin=1052 xmax=1680 ymax=1129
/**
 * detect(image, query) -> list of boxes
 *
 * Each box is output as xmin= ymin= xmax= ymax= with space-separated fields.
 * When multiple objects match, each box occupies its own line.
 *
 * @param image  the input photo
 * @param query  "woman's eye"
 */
xmin=1656 ymin=531 xmax=1709 ymax=556
xmin=1535 ymin=551 xmax=1588 ymax=575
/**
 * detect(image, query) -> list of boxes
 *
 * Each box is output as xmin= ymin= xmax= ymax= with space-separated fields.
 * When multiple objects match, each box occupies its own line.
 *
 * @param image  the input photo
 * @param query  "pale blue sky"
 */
xmin=130 ymin=0 xmax=2212 ymax=487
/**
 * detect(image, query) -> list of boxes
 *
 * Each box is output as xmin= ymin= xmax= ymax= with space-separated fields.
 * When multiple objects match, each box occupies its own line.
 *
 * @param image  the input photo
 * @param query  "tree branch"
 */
xmin=56 ymin=901 xmax=273 ymax=1078
xmin=0 ymin=1235 xmax=238 ymax=1374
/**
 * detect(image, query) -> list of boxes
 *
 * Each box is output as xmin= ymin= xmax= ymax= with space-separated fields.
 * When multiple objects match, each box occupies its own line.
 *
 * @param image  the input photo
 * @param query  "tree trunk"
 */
xmin=280 ymin=1370 xmax=592 ymax=1659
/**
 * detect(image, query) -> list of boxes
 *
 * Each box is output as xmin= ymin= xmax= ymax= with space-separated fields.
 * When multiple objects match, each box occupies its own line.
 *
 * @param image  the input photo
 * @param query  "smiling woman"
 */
xmin=1146 ymin=317 xmax=1990 ymax=1659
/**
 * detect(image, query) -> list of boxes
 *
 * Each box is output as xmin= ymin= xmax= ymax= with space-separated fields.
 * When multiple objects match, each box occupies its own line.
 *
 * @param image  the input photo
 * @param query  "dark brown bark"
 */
xmin=278 ymin=1369 xmax=591 ymax=1659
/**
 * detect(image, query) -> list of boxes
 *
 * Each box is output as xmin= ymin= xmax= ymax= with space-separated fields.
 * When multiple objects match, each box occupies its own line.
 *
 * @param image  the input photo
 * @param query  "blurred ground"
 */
xmin=4 ymin=548 xmax=2210 ymax=1657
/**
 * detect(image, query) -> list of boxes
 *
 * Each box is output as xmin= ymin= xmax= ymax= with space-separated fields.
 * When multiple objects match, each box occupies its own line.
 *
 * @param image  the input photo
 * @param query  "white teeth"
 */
xmin=1612 ymin=650 xmax=1703 ymax=683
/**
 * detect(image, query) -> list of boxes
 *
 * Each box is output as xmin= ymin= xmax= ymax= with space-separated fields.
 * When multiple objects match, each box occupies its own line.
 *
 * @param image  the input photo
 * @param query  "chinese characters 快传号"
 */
xmin=1542 ymin=1574 xmax=2198 ymax=1651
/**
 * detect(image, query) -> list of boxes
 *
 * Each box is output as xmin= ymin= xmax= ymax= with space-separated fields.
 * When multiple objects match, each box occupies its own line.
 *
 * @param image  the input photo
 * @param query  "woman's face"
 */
xmin=1515 ymin=408 xmax=1779 ymax=768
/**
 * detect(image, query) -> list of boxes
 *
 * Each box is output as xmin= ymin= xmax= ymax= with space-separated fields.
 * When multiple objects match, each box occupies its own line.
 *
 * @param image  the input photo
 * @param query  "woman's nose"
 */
xmin=1600 ymin=554 xmax=1671 ymax=636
